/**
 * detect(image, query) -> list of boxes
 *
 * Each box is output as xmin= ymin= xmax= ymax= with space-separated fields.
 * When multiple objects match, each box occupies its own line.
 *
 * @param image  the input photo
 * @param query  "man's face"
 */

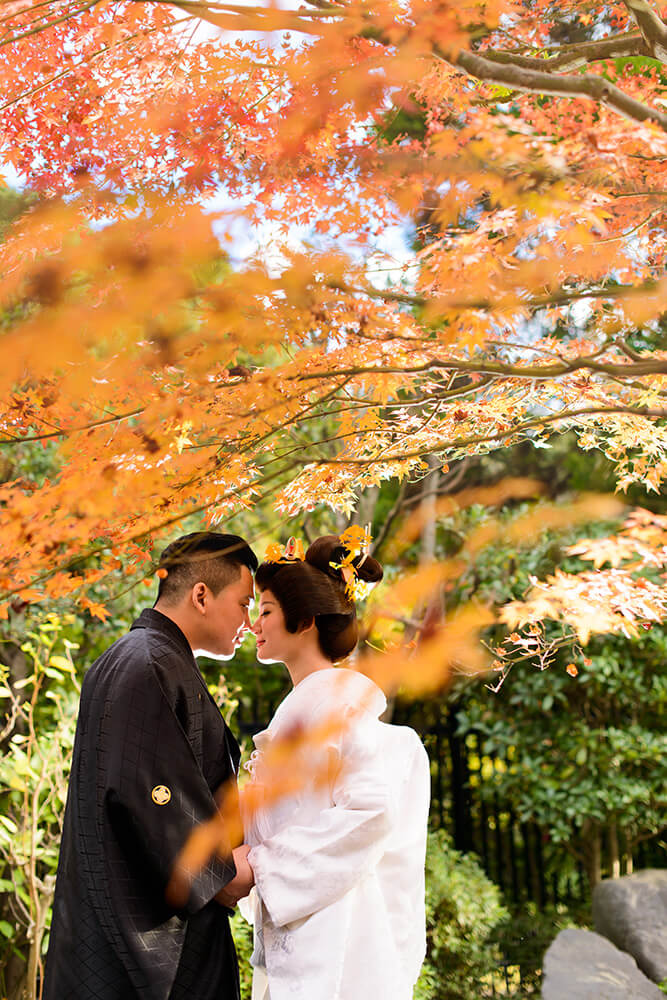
xmin=196 ymin=565 xmax=255 ymax=659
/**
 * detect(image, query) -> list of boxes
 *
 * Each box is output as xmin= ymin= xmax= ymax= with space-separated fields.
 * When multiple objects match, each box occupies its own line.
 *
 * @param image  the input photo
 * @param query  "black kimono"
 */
xmin=44 ymin=609 xmax=241 ymax=1000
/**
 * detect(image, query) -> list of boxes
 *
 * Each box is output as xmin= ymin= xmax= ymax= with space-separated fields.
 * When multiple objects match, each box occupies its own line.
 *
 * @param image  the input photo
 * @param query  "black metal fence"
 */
xmin=394 ymin=700 xmax=589 ymax=910
xmin=393 ymin=698 xmax=665 ymax=908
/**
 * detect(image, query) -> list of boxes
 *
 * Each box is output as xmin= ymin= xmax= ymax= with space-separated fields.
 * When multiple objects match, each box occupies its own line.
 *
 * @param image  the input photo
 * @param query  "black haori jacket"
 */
xmin=43 ymin=609 xmax=241 ymax=1000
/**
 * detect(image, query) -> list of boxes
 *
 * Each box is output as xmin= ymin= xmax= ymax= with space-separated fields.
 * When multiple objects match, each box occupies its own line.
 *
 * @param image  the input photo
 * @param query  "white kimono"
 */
xmin=240 ymin=668 xmax=430 ymax=1000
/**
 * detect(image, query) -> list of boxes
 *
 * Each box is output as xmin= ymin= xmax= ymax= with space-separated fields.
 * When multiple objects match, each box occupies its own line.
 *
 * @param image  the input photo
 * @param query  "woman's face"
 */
xmin=252 ymin=589 xmax=301 ymax=664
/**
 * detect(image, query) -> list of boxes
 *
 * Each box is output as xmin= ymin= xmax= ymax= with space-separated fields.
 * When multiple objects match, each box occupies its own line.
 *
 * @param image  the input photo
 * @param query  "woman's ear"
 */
xmin=297 ymin=617 xmax=316 ymax=636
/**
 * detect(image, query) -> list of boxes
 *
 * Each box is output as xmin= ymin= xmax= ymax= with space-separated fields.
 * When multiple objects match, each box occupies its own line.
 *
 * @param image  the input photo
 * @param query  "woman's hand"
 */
xmin=215 ymin=844 xmax=255 ymax=908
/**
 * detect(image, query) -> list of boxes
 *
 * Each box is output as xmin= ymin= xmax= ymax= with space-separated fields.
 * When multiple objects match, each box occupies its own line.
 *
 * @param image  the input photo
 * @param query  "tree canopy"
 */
xmin=0 ymin=0 xmax=666 ymax=684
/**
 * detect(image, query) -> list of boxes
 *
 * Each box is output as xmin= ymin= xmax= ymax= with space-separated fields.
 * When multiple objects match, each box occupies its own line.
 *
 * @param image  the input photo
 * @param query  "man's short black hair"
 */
xmin=156 ymin=531 xmax=258 ymax=604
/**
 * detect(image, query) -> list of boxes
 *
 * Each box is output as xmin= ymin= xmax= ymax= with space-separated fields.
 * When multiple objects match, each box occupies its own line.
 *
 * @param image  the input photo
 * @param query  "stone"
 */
xmin=541 ymin=928 xmax=664 ymax=1000
xmin=593 ymin=869 xmax=667 ymax=984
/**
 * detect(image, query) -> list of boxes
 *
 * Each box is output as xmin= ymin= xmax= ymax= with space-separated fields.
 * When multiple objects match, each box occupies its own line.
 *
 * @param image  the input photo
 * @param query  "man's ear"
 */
xmin=191 ymin=582 xmax=208 ymax=615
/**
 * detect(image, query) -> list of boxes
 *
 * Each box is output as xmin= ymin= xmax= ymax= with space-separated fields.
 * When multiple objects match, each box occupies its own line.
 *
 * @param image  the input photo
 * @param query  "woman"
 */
xmin=240 ymin=534 xmax=430 ymax=1000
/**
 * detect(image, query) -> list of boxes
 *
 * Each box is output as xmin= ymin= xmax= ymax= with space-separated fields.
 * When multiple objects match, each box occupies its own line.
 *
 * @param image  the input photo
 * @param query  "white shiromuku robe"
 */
xmin=239 ymin=668 xmax=430 ymax=1000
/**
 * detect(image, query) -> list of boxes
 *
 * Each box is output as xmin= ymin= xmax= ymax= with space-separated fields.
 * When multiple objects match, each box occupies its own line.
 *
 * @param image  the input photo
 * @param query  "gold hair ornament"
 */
xmin=331 ymin=523 xmax=373 ymax=601
xmin=265 ymin=537 xmax=305 ymax=563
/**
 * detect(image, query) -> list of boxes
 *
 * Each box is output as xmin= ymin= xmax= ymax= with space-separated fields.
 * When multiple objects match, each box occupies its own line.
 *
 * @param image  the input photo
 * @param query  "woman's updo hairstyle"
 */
xmin=255 ymin=534 xmax=383 ymax=662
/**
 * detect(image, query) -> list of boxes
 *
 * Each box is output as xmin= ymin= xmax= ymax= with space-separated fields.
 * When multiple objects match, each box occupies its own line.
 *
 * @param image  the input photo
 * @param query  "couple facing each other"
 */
xmin=44 ymin=529 xmax=430 ymax=1000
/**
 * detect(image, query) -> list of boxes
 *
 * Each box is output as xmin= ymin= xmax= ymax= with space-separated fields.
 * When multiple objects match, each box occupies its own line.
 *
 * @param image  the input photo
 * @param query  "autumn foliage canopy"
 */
xmin=0 ymin=0 xmax=667 ymax=686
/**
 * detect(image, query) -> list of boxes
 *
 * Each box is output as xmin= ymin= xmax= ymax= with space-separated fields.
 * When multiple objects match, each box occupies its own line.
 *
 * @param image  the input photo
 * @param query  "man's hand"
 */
xmin=215 ymin=844 xmax=255 ymax=908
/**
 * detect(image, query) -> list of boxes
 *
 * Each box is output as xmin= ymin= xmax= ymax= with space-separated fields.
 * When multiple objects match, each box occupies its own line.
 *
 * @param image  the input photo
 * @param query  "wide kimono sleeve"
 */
xmin=248 ymin=707 xmax=392 ymax=927
xmin=99 ymin=649 xmax=236 ymax=915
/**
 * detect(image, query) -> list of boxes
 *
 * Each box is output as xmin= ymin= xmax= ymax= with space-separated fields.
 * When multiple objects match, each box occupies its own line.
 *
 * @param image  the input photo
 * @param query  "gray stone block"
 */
xmin=593 ymin=869 xmax=667 ymax=984
xmin=541 ymin=928 xmax=664 ymax=999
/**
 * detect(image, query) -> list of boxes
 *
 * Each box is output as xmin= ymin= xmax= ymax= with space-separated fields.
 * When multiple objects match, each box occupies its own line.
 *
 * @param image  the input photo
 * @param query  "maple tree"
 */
xmin=0 ymin=0 xmax=666 ymax=675
xmin=3 ymin=4 xmax=667 ymax=980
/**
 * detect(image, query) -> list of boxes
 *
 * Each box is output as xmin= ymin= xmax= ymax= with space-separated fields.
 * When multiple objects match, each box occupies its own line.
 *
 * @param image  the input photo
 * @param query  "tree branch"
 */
xmin=170 ymin=0 xmax=341 ymax=14
xmin=316 ymin=405 xmax=667 ymax=466
xmin=0 ymin=0 xmax=60 ymax=30
xmin=0 ymin=0 xmax=97 ymax=50
xmin=621 ymin=0 xmax=667 ymax=60
xmin=326 ymin=276 xmax=666 ymax=315
xmin=437 ymin=45 xmax=667 ymax=131
xmin=168 ymin=0 xmax=339 ymax=34
xmin=480 ymin=32 xmax=647 ymax=73
xmin=295 ymin=355 xmax=667 ymax=382
xmin=0 ymin=407 xmax=144 ymax=446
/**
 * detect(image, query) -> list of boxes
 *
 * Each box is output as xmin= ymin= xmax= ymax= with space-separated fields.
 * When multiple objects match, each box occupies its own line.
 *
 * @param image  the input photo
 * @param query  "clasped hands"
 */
xmin=216 ymin=844 xmax=255 ymax=908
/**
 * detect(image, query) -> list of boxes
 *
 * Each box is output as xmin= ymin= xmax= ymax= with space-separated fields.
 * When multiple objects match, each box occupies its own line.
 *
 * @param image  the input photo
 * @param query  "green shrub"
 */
xmin=415 ymin=829 xmax=508 ymax=1000
xmin=231 ymin=911 xmax=254 ymax=1000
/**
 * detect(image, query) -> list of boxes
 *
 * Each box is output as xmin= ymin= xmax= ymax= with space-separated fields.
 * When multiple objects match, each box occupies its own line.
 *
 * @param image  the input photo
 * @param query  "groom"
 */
xmin=44 ymin=531 xmax=258 ymax=1000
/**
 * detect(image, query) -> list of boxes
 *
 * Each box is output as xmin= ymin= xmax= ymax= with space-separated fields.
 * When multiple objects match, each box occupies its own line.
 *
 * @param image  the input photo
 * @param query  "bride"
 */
xmin=239 ymin=533 xmax=430 ymax=1000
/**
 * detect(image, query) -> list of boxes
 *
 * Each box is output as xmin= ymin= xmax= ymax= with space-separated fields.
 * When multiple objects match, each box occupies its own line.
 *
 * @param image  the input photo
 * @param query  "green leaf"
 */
xmin=0 ymin=920 xmax=14 ymax=939
xmin=489 ymin=84 xmax=515 ymax=100
xmin=13 ymin=676 xmax=36 ymax=690
xmin=48 ymin=655 xmax=72 ymax=672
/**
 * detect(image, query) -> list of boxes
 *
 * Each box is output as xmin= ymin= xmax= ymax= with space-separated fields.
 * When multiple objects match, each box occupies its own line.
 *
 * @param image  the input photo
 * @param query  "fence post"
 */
xmin=447 ymin=704 xmax=473 ymax=853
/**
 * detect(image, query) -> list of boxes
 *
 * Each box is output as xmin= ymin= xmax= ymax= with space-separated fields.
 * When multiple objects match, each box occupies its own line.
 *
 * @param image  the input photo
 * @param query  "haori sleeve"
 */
xmin=248 ymin=710 xmax=392 ymax=927
xmin=100 ymin=655 xmax=236 ymax=915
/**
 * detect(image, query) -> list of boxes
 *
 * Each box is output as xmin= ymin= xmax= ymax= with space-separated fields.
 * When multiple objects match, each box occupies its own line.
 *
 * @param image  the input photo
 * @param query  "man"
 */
xmin=44 ymin=532 xmax=258 ymax=1000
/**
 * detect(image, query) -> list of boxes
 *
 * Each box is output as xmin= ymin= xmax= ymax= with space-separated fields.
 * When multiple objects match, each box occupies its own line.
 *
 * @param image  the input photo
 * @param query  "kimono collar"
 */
xmin=299 ymin=667 xmax=387 ymax=718
xmin=267 ymin=668 xmax=387 ymax=738
xmin=130 ymin=607 xmax=195 ymax=662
